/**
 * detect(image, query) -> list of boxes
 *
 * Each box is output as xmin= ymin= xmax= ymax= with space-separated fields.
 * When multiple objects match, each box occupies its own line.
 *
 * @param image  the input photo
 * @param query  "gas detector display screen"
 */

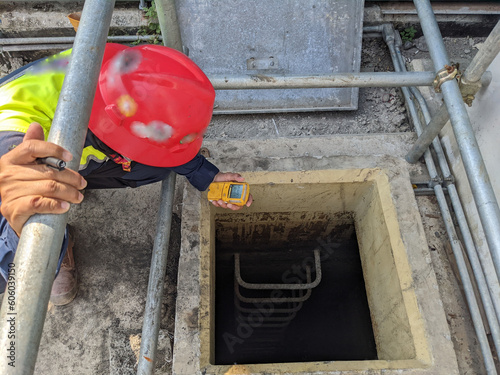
xmin=229 ymin=185 xmax=243 ymax=199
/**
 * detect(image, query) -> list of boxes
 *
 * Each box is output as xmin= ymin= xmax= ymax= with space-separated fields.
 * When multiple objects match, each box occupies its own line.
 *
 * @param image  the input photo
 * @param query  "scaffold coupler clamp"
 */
xmin=458 ymin=75 xmax=482 ymax=107
xmin=433 ymin=64 xmax=459 ymax=93
xmin=428 ymin=177 xmax=442 ymax=189
xmin=442 ymin=175 xmax=455 ymax=187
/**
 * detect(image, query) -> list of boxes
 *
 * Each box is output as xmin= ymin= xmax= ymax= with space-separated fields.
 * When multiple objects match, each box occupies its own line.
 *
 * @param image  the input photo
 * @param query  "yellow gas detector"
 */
xmin=207 ymin=182 xmax=250 ymax=206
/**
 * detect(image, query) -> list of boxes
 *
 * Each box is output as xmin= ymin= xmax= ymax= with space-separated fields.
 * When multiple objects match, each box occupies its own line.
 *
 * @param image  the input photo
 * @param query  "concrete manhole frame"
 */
xmin=173 ymin=152 xmax=459 ymax=375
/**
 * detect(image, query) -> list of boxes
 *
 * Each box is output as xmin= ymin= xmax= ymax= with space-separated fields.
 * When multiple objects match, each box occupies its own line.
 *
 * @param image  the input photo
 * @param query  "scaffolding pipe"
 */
xmin=408 ymin=89 xmax=453 ymax=176
xmin=0 ymin=0 xmax=115 ymax=374
xmin=136 ymin=2 xmax=182 ymax=374
xmin=434 ymin=185 xmax=498 ymax=375
xmin=13 ymin=0 xmax=135 ymax=1
xmin=0 ymin=44 xmax=74 ymax=52
xmin=406 ymin=79 xmax=500 ymax=328
xmin=414 ymin=0 xmax=500 ymax=280
xmin=393 ymin=31 xmax=500 ymax=354
xmin=137 ymin=173 xmax=176 ymax=375
xmin=406 ymin=20 xmax=499 ymax=163
xmin=405 ymin=65 xmax=500 ymax=348
xmin=385 ymin=26 xmax=499 ymax=373
xmin=0 ymin=35 xmax=163 ymax=47
xmin=210 ymin=71 xmax=435 ymax=90
xmin=402 ymin=67 xmax=499 ymax=375
xmin=406 ymin=104 xmax=452 ymax=163
xmin=154 ymin=0 xmax=182 ymax=52
xmin=0 ymin=35 xmax=162 ymax=45
xmin=463 ymin=19 xmax=500 ymax=83
xmin=409 ymin=87 xmax=500 ymax=318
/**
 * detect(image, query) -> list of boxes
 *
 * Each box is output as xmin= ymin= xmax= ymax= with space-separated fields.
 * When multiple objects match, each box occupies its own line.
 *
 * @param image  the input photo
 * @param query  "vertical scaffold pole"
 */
xmin=0 ymin=0 xmax=115 ymax=373
xmin=154 ymin=0 xmax=183 ymax=52
xmin=413 ymin=0 xmax=500 ymax=278
xmin=137 ymin=173 xmax=177 ymax=375
xmin=137 ymin=1 xmax=182 ymax=374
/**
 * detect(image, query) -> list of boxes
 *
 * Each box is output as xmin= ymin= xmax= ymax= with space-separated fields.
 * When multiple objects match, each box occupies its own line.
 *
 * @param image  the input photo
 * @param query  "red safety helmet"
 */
xmin=88 ymin=43 xmax=215 ymax=167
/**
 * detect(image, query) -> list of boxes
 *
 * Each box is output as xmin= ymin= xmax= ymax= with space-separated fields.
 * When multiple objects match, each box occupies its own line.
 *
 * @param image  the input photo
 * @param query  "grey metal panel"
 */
xmin=176 ymin=0 xmax=365 ymax=113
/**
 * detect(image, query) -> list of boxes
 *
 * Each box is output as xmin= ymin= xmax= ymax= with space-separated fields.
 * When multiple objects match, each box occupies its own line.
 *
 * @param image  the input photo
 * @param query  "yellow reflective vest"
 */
xmin=0 ymin=49 xmax=108 ymax=169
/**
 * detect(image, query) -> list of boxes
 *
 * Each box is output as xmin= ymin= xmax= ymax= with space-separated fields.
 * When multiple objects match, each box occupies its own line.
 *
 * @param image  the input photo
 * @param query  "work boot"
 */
xmin=50 ymin=234 xmax=78 ymax=306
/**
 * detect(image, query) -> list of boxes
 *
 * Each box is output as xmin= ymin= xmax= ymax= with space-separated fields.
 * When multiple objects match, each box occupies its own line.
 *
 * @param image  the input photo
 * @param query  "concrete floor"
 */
xmin=32 ymin=134 xmax=485 ymax=375
xmin=0 ymin=3 xmax=496 ymax=374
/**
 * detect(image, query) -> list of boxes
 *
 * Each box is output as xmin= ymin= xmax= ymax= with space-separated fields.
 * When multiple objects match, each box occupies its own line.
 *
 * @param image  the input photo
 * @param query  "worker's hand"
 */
xmin=211 ymin=172 xmax=253 ymax=211
xmin=0 ymin=122 xmax=87 ymax=236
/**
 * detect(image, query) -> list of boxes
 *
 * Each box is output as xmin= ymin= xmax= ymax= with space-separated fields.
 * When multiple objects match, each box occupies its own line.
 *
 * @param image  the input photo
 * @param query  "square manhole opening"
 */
xmin=215 ymin=212 xmax=377 ymax=364
xmin=199 ymin=170 xmax=431 ymax=373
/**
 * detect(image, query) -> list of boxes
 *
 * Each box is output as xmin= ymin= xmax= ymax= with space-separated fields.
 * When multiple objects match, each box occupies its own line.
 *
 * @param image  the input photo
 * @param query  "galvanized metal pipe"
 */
xmin=434 ymin=185 xmax=498 ymax=375
xmin=0 ymin=0 xmax=115 ymax=374
xmin=405 ymin=69 xmax=493 ymax=164
xmin=406 ymin=18 xmax=497 ymax=164
xmin=210 ymin=71 xmax=435 ymax=90
xmin=154 ymin=0 xmax=183 ymax=52
xmin=406 ymin=104 xmax=451 ymax=164
xmin=463 ymin=19 xmax=500 ymax=83
xmin=395 ymin=43 xmax=500 ymax=348
xmin=414 ymin=0 xmax=500 ymax=280
xmin=448 ymin=183 xmax=500 ymax=326
xmin=12 ymin=0 xmax=134 ymax=1
xmin=137 ymin=2 xmax=182 ymax=374
xmin=405 ymin=79 xmax=500 ymax=328
xmin=1 ymin=44 xmax=74 ymax=52
xmin=403 ymin=73 xmax=499 ymax=375
xmin=407 ymin=79 xmax=500 ymax=327
xmin=407 ymin=88 xmax=452 ymax=177
xmin=386 ymin=27 xmax=499 ymax=373
xmin=363 ymin=25 xmax=384 ymax=33
xmin=0 ymin=35 xmax=163 ymax=46
xmin=137 ymin=173 xmax=176 ymax=375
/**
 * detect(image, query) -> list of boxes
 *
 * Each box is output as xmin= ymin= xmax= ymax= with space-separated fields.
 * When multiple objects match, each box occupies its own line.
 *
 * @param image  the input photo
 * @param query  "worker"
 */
xmin=0 ymin=43 xmax=252 ymax=305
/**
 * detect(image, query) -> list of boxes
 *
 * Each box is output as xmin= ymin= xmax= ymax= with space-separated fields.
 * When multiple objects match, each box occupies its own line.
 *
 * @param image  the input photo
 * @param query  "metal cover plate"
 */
xmin=177 ymin=0 xmax=365 ymax=113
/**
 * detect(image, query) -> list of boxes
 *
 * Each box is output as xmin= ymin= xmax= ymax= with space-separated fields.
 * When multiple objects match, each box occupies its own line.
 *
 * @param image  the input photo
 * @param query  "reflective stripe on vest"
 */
xmin=79 ymin=145 xmax=108 ymax=171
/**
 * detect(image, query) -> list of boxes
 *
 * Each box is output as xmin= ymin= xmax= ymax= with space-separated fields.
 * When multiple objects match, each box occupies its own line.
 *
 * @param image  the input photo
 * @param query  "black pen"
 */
xmin=37 ymin=157 xmax=66 ymax=171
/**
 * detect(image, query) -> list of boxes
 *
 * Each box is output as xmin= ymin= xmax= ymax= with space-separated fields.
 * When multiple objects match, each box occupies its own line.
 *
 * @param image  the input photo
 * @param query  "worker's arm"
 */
xmin=170 ymin=157 xmax=252 ymax=211
xmin=169 ymin=153 xmax=220 ymax=191
xmin=0 ymin=122 xmax=87 ymax=236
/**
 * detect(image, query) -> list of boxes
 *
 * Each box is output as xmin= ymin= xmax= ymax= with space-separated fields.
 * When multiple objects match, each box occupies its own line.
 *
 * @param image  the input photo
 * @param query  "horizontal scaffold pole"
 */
xmin=210 ymin=71 xmax=435 ymax=90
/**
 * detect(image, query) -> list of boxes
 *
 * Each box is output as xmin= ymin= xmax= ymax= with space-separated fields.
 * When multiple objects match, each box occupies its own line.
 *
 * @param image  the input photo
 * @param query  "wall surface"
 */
xmin=465 ymin=53 xmax=500 ymax=202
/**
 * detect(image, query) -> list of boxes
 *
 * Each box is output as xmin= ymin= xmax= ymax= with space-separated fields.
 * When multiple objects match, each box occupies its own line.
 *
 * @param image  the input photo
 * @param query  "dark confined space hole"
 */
xmin=214 ymin=218 xmax=377 ymax=365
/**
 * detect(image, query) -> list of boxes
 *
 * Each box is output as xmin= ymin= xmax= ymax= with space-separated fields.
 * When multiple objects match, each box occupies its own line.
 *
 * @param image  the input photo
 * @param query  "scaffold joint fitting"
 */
xmin=433 ymin=64 xmax=459 ymax=93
